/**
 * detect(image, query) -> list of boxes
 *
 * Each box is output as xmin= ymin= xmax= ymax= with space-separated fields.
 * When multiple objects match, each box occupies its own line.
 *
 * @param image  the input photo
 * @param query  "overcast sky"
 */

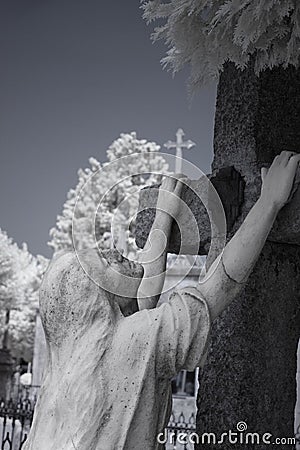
xmin=0 ymin=0 xmax=217 ymax=258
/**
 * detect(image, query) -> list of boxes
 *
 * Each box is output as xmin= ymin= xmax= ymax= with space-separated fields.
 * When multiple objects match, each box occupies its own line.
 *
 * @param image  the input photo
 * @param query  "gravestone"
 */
xmin=135 ymin=63 xmax=300 ymax=448
xmin=0 ymin=348 xmax=14 ymax=400
xmin=195 ymin=63 xmax=300 ymax=449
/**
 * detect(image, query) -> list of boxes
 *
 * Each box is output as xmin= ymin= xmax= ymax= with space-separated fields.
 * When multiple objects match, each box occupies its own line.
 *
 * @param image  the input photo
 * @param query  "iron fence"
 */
xmin=165 ymin=411 xmax=196 ymax=450
xmin=0 ymin=394 xmax=36 ymax=450
xmin=1 ymin=399 xmax=299 ymax=450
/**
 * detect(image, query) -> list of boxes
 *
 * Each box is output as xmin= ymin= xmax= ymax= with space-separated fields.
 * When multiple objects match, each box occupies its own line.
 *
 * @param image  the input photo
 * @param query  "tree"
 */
xmin=0 ymin=229 xmax=48 ymax=361
xmin=0 ymin=230 xmax=20 ymax=312
xmin=49 ymin=132 xmax=169 ymax=256
xmin=142 ymin=0 xmax=300 ymax=88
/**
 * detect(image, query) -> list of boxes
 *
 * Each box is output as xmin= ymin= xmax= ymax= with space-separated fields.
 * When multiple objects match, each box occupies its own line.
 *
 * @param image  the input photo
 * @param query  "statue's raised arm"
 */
xmin=137 ymin=174 xmax=186 ymax=310
xmin=197 ymin=151 xmax=300 ymax=320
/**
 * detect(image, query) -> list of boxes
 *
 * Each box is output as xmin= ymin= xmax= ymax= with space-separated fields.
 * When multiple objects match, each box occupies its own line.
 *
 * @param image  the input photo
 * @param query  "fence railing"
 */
xmin=165 ymin=411 xmax=196 ymax=450
xmin=1 ymin=397 xmax=299 ymax=450
xmin=0 ymin=394 xmax=36 ymax=450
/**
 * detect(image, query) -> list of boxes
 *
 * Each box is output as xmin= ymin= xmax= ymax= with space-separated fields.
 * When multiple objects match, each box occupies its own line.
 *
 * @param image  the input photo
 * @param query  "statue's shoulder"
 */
xmin=48 ymin=250 xmax=76 ymax=269
xmin=43 ymin=248 xmax=104 ymax=294
xmin=42 ymin=251 xmax=76 ymax=287
xmin=49 ymin=248 xmax=99 ymax=269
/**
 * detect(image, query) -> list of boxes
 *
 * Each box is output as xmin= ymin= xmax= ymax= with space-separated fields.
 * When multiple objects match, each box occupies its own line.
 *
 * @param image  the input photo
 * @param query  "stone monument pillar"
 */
xmin=135 ymin=63 xmax=300 ymax=449
xmin=196 ymin=63 xmax=300 ymax=448
xmin=32 ymin=310 xmax=47 ymax=388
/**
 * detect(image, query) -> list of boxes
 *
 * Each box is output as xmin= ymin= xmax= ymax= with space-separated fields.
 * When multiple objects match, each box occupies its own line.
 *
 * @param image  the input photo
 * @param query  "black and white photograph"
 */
xmin=0 ymin=1 xmax=300 ymax=449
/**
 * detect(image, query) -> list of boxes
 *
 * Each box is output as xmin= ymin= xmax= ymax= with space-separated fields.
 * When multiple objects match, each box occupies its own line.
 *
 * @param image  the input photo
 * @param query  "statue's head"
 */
xmin=39 ymin=249 xmax=143 ymax=348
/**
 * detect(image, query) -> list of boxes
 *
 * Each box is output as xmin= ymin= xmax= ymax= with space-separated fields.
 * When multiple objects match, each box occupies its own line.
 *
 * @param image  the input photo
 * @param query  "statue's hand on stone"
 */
xmin=197 ymin=151 xmax=300 ymax=320
xmin=260 ymin=151 xmax=300 ymax=210
xmin=156 ymin=173 xmax=186 ymax=219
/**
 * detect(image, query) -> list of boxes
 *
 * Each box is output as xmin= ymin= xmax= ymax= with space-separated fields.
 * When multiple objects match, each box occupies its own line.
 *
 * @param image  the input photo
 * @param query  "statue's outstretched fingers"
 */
xmin=287 ymin=153 xmax=300 ymax=171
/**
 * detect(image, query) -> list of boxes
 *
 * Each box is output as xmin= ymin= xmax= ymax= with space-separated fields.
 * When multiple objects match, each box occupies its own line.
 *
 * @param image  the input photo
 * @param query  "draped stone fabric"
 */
xmin=24 ymin=252 xmax=211 ymax=450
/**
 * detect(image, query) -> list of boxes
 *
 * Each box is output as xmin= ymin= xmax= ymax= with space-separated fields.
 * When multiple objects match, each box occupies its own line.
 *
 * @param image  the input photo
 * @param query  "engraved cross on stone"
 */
xmin=164 ymin=128 xmax=195 ymax=173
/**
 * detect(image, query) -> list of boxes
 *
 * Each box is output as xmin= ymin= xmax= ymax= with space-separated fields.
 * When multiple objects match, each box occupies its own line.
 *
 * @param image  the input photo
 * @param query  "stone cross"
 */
xmin=164 ymin=128 xmax=195 ymax=173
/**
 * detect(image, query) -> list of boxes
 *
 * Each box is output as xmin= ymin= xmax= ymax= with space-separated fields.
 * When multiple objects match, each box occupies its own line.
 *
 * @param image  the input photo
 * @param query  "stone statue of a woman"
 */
xmin=24 ymin=151 xmax=300 ymax=449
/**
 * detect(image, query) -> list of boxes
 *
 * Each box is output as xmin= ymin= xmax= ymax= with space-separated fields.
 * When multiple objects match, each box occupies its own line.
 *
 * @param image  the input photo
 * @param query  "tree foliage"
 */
xmin=49 ymin=132 xmax=169 ymax=256
xmin=0 ymin=229 xmax=48 ymax=360
xmin=142 ymin=0 xmax=300 ymax=88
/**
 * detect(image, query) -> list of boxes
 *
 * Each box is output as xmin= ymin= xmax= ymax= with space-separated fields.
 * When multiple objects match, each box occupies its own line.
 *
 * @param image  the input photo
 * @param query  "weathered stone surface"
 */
xmin=135 ymin=167 xmax=244 ymax=256
xmin=212 ymin=62 xmax=300 ymax=245
xmin=197 ymin=242 xmax=300 ymax=448
xmin=196 ymin=62 xmax=300 ymax=449
xmin=136 ymin=166 xmax=300 ymax=256
xmin=25 ymin=249 xmax=211 ymax=450
xmin=209 ymin=166 xmax=245 ymax=231
xmin=136 ymin=180 xmax=211 ymax=255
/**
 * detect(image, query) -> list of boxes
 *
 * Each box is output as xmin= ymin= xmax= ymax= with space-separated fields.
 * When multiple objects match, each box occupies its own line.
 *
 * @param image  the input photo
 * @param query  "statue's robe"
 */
xmin=24 ymin=252 xmax=211 ymax=450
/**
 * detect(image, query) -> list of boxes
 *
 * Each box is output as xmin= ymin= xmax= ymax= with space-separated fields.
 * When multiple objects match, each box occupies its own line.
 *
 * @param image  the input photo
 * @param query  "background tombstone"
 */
xmin=0 ymin=348 xmax=14 ymax=400
xmin=32 ymin=310 xmax=47 ymax=390
xmin=0 ymin=310 xmax=15 ymax=400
